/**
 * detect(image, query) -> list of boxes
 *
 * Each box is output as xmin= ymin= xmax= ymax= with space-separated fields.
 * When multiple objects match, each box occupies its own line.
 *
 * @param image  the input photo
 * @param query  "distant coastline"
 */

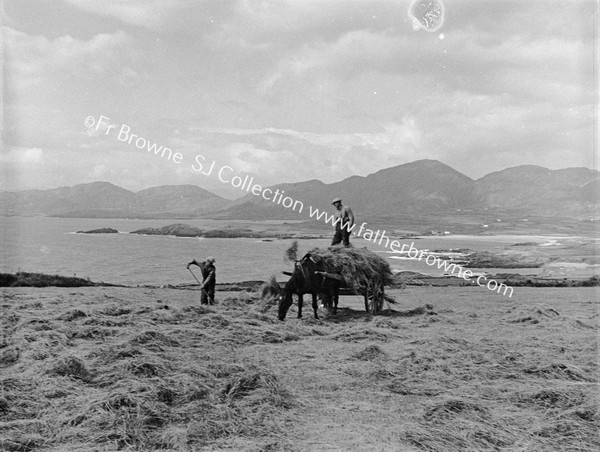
xmin=74 ymin=223 xmax=569 ymax=270
xmin=2 ymin=271 xmax=597 ymax=290
xmin=74 ymin=223 xmax=324 ymax=239
xmin=1 ymin=161 xmax=597 ymax=238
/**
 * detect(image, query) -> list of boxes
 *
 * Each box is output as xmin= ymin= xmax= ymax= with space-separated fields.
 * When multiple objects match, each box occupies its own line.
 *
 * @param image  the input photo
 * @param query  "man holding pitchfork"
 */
xmin=186 ymin=257 xmax=216 ymax=305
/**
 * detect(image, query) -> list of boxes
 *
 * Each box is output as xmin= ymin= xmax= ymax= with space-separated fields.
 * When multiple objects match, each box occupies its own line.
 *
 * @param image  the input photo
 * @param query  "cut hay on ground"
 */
xmin=308 ymin=246 xmax=395 ymax=292
xmin=2 ymin=284 xmax=597 ymax=451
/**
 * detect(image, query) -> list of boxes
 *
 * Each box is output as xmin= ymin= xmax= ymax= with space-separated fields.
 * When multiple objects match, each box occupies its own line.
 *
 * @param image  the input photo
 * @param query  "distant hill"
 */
xmin=214 ymin=160 xmax=598 ymax=220
xmin=132 ymin=185 xmax=226 ymax=217
xmin=214 ymin=160 xmax=484 ymax=220
xmin=0 ymin=181 xmax=228 ymax=218
xmin=476 ymin=166 xmax=599 ymax=216
xmin=333 ymin=160 xmax=483 ymax=215
xmin=0 ymin=182 xmax=136 ymax=217
xmin=1 ymin=161 xmax=597 ymax=222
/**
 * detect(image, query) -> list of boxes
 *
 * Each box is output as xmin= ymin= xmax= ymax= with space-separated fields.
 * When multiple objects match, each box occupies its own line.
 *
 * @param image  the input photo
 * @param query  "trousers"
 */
xmin=201 ymin=286 xmax=215 ymax=305
xmin=331 ymin=227 xmax=351 ymax=246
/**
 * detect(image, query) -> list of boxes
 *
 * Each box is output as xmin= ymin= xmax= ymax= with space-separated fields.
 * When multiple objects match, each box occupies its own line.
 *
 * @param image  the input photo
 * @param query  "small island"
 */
xmin=76 ymin=228 xmax=119 ymax=234
xmin=130 ymin=223 xmax=204 ymax=237
xmin=129 ymin=223 xmax=295 ymax=239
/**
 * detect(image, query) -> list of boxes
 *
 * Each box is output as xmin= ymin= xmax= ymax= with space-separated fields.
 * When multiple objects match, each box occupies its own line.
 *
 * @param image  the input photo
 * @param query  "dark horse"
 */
xmin=277 ymin=253 xmax=341 ymax=321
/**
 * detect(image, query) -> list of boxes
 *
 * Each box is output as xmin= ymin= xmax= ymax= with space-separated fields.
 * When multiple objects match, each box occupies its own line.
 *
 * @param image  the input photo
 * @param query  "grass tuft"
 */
xmin=424 ymin=399 xmax=490 ymax=422
xmin=49 ymin=356 xmax=92 ymax=382
xmin=352 ymin=344 xmax=387 ymax=361
xmin=524 ymin=362 xmax=594 ymax=381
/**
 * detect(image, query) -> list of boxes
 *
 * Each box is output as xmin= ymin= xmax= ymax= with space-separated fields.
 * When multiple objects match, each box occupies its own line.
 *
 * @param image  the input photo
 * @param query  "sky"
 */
xmin=1 ymin=0 xmax=597 ymax=199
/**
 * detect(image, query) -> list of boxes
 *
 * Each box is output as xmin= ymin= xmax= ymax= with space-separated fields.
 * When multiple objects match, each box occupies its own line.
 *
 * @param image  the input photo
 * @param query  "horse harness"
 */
xmin=296 ymin=254 xmax=327 ymax=293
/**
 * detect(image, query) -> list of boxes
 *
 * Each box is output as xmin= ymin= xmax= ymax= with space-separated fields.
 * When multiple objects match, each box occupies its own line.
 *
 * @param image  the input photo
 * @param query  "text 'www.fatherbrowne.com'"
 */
xmin=306 ymin=206 xmax=514 ymax=298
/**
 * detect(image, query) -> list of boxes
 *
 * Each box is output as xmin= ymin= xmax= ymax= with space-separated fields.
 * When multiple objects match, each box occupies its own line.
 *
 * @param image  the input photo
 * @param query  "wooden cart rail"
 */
xmin=282 ymin=268 xmax=391 ymax=313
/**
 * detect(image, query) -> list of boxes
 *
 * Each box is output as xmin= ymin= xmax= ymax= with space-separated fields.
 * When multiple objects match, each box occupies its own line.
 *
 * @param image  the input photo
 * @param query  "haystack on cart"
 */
xmin=314 ymin=270 xmax=388 ymax=314
xmin=283 ymin=246 xmax=395 ymax=315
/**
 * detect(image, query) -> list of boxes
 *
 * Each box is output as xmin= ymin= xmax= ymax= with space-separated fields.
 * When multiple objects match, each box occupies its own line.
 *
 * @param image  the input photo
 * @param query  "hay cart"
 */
xmin=281 ymin=268 xmax=389 ymax=315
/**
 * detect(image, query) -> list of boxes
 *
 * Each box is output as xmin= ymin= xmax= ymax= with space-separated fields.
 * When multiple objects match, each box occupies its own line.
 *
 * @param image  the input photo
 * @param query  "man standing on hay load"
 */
xmin=331 ymin=197 xmax=354 ymax=247
xmin=186 ymin=257 xmax=216 ymax=305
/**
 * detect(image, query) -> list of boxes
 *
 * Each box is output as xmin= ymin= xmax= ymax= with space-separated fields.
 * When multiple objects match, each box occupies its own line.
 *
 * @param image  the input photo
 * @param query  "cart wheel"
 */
xmin=366 ymin=286 xmax=376 ymax=314
xmin=292 ymin=294 xmax=301 ymax=317
xmin=318 ymin=292 xmax=330 ymax=314
xmin=367 ymin=283 xmax=384 ymax=315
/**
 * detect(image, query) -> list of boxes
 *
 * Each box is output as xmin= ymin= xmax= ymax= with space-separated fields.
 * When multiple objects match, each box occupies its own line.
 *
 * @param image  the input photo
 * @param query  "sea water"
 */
xmin=0 ymin=216 xmax=568 ymax=285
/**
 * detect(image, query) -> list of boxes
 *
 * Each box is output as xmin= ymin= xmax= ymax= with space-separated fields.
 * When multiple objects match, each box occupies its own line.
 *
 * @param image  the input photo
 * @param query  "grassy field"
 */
xmin=1 ymin=285 xmax=598 ymax=451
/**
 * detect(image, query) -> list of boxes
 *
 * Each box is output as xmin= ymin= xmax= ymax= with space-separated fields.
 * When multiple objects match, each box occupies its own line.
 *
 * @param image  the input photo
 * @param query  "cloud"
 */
xmin=259 ymin=26 xmax=591 ymax=103
xmin=2 ymin=0 xmax=594 ymax=193
xmin=62 ymin=0 xmax=183 ymax=29
xmin=61 ymin=0 xmax=401 ymax=41
xmin=179 ymin=120 xmax=426 ymax=185
xmin=410 ymin=90 xmax=595 ymax=177
xmin=3 ymin=27 xmax=142 ymax=149
xmin=0 ymin=147 xmax=46 ymax=190
xmin=3 ymin=27 xmax=139 ymax=90
xmin=0 ymin=143 xmax=189 ymax=192
xmin=0 ymin=147 xmax=45 ymax=165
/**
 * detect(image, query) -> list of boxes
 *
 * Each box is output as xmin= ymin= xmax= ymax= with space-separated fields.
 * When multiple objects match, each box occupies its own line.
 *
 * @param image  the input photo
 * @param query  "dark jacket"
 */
xmin=201 ymin=263 xmax=216 ymax=288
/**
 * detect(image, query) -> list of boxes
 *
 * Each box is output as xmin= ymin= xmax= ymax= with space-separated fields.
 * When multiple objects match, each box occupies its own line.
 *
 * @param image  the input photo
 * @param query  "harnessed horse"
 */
xmin=277 ymin=253 xmax=340 ymax=321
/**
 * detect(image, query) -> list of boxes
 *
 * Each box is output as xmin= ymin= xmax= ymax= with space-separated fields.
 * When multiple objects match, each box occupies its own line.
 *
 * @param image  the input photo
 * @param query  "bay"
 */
xmin=1 ymin=217 xmax=565 ymax=285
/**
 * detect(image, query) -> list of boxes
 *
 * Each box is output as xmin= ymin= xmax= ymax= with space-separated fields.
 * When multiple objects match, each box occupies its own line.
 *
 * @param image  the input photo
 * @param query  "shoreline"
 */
xmin=2 ymin=272 xmax=598 ymax=290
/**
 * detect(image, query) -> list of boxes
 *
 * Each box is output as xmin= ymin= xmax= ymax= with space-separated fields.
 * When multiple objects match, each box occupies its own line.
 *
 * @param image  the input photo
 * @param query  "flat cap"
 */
xmin=331 ymin=197 xmax=342 ymax=204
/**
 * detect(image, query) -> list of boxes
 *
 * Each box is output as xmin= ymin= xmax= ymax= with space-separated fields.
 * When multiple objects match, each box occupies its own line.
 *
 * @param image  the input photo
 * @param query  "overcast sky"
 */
xmin=2 ymin=0 xmax=596 ymax=198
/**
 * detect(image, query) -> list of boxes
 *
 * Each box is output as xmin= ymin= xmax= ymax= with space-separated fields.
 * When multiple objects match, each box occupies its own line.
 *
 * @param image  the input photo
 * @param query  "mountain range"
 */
xmin=1 ymin=160 xmax=597 ymax=222
xmin=0 ymin=183 xmax=224 ymax=218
